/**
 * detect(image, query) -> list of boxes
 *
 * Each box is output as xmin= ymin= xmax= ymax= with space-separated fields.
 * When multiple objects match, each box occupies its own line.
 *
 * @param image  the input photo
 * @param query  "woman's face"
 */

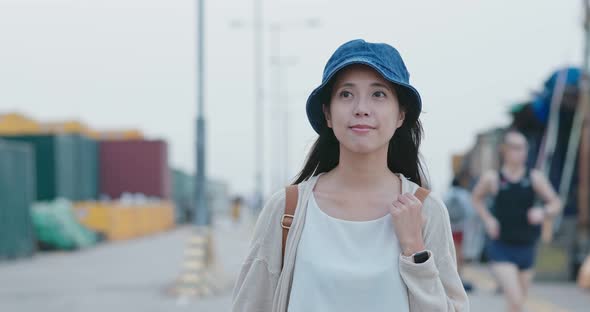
xmin=502 ymin=132 xmax=528 ymax=166
xmin=323 ymin=64 xmax=405 ymax=154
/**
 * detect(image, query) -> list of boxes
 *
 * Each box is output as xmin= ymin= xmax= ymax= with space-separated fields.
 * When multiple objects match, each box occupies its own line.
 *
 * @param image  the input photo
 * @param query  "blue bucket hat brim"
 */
xmin=306 ymin=55 xmax=422 ymax=134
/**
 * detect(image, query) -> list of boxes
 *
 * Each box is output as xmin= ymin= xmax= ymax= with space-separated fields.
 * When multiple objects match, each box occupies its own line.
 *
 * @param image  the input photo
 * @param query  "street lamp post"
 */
xmin=253 ymin=0 xmax=264 ymax=213
xmin=230 ymin=14 xmax=320 ymax=206
xmin=169 ymin=0 xmax=214 ymax=299
xmin=194 ymin=0 xmax=208 ymax=226
xmin=268 ymin=19 xmax=319 ymax=189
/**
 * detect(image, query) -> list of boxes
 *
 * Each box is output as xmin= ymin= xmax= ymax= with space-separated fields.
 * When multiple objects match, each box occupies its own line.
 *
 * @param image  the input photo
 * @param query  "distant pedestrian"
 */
xmin=231 ymin=196 xmax=243 ymax=223
xmin=444 ymin=176 xmax=475 ymax=292
xmin=472 ymin=130 xmax=561 ymax=312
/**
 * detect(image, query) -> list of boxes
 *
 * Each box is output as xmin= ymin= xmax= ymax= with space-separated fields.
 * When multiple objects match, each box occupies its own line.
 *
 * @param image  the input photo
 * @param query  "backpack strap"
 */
xmin=281 ymin=185 xmax=430 ymax=268
xmin=282 ymin=185 xmax=299 ymax=267
xmin=414 ymin=187 xmax=431 ymax=203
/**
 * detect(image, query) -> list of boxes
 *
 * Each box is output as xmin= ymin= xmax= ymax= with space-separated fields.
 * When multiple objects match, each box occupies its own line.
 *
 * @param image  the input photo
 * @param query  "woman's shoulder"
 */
xmin=254 ymin=178 xmax=315 ymax=236
xmin=255 ymin=188 xmax=286 ymax=231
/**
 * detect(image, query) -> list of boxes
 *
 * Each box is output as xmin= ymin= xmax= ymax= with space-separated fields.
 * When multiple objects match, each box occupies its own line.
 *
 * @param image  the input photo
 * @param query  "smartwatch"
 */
xmin=412 ymin=250 xmax=430 ymax=264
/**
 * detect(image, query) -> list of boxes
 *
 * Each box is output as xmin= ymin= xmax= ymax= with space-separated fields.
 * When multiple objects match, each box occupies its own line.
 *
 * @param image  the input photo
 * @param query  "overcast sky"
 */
xmin=0 ymin=0 xmax=583 ymax=197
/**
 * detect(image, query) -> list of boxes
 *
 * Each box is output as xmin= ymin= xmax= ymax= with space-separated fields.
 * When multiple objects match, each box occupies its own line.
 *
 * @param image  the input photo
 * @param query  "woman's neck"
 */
xmin=330 ymin=145 xmax=394 ymax=191
xmin=502 ymin=163 xmax=526 ymax=180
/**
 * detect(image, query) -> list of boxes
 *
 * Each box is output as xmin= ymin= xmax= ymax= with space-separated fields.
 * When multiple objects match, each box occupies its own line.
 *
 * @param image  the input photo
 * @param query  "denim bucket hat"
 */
xmin=306 ymin=39 xmax=422 ymax=134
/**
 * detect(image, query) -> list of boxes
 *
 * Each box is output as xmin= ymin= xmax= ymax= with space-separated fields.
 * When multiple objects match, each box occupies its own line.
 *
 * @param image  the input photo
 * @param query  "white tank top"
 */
xmin=287 ymin=193 xmax=410 ymax=312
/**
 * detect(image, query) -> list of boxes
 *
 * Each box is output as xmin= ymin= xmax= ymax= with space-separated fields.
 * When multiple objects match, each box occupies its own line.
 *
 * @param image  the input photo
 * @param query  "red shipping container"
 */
xmin=99 ymin=140 xmax=170 ymax=199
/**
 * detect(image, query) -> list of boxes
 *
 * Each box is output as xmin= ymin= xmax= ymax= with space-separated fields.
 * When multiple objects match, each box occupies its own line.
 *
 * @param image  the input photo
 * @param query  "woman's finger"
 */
xmin=398 ymin=194 xmax=413 ymax=205
xmin=391 ymin=200 xmax=405 ymax=210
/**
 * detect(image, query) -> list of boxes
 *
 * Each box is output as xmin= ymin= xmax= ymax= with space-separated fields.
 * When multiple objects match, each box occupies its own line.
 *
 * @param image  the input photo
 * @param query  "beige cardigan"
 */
xmin=232 ymin=174 xmax=470 ymax=312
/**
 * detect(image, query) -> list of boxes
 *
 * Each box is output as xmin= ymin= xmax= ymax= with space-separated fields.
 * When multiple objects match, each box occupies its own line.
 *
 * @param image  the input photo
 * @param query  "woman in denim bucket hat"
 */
xmin=233 ymin=39 xmax=469 ymax=312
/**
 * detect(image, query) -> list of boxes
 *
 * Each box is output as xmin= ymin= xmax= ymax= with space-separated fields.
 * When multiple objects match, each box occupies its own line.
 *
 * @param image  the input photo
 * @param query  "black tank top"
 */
xmin=491 ymin=169 xmax=540 ymax=245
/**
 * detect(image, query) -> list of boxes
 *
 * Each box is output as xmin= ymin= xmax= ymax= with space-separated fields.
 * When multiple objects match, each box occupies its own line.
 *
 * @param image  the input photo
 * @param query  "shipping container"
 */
xmin=0 ymin=134 xmax=99 ymax=201
xmin=207 ymin=179 xmax=230 ymax=215
xmin=77 ymin=136 xmax=99 ymax=199
xmin=99 ymin=140 xmax=170 ymax=199
xmin=0 ymin=113 xmax=41 ymax=135
xmin=92 ymin=129 xmax=144 ymax=141
xmin=73 ymin=200 xmax=174 ymax=241
xmin=171 ymin=168 xmax=194 ymax=223
xmin=0 ymin=140 xmax=36 ymax=260
xmin=39 ymin=120 xmax=93 ymax=137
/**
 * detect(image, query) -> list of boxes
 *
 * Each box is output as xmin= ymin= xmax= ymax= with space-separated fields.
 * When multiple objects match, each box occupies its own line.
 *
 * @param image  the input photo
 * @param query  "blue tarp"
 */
xmin=532 ymin=67 xmax=582 ymax=124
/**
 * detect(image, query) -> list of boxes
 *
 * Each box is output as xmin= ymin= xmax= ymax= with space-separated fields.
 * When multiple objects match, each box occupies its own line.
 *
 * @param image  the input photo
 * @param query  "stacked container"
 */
xmin=99 ymin=140 xmax=170 ymax=199
xmin=171 ymin=168 xmax=194 ymax=224
xmin=0 ymin=140 xmax=36 ymax=260
xmin=0 ymin=134 xmax=99 ymax=201
xmin=0 ymin=113 xmax=41 ymax=135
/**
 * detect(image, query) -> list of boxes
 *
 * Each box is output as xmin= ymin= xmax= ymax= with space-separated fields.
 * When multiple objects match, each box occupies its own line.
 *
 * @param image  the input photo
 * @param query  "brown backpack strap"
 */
xmin=414 ymin=187 xmax=430 ymax=203
xmin=282 ymin=185 xmax=299 ymax=268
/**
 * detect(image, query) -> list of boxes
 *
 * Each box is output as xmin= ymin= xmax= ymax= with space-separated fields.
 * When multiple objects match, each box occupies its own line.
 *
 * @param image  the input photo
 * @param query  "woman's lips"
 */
xmin=349 ymin=125 xmax=375 ymax=133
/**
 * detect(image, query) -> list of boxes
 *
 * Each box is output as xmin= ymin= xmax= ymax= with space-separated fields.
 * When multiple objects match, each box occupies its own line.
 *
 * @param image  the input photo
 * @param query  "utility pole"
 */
xmin=268 ymin=19 xmax=319 ymax=189
xmin=253 ymin=0 xmax=264 ymax=212
xmin=576 ymin=0 xmax=590 ymax=268
xmin=170 ymin=1 xmax=225 ymax=300
xmin=269 ymin=23 xmax=282 ymax=191
xmin=194 ymin=0 xmax=208 ymax=226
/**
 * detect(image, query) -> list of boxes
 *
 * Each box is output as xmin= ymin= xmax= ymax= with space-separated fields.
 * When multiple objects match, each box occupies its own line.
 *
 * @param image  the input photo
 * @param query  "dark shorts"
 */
xmin=486 ymin=239 xmax=537 ymax=271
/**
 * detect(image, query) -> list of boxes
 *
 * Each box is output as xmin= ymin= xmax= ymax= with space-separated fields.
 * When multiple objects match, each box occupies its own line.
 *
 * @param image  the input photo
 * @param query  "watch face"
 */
xmin=413 ymin=251 xmax=429 ymax=264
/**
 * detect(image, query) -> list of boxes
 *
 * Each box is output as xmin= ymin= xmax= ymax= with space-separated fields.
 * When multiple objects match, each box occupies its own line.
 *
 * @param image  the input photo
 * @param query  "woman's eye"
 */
xmin=340 ymin=91 xmax=353 ymax=98
xmin=373 ymin=91 xmax=387 ymax=98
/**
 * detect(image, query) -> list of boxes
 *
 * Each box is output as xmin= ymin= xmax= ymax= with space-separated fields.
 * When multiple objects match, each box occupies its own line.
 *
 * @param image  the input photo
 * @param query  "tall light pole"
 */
xmin=269 ymin=23 xmax=282 ymax=191
xmin=573 ymin=0 xmax=590 ymax=274
xmin=269 ymin=19 xmax=320 ymax=189
xmin=194 ymin=0 xmax=208 ymax=226
xmin=253 ymin=0 xmax=264 ymax=212
xmin=169 ymin=0 xmax=213 ymax=299
xmin=230 ymin=14 xmax=320 ymax=205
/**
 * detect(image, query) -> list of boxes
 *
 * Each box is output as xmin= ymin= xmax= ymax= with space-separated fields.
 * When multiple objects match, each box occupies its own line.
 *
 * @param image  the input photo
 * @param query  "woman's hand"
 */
xmin=527 ymin=207 xmax=546 ymax=225
xmin=484 ymin=217 xmax=500 ymax=239
xmin=390 ymin=193 xmax=426 ymax=257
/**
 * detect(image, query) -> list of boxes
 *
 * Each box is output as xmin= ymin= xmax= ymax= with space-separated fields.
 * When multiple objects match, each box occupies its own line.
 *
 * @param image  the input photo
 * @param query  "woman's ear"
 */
xmin=396 ymin=110 xmax=406 ymax=129
xmin=323 ymin=104 xmax=332 ymax=128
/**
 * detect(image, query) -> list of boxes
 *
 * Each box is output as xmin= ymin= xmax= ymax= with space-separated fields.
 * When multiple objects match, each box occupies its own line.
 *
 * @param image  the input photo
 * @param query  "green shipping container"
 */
xmin=0 ymin=134 xmax=98 ymax=201
xmin=171 ymin=168 xmax=194 ymax=224
xmin=76 ymin=136 xmax=98 ymax=200
xmin=0 ymin=140 xmax=36 ymax=260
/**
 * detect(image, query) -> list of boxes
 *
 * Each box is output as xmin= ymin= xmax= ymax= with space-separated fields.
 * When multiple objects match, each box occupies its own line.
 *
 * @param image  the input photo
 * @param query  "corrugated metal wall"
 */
xmin=0 ymin=140 xmax=36 ymax=259
xmin=99 ymin=140 xmax=170 ymax=199
xmin=0 ymin=134 xmax=99 ymax=201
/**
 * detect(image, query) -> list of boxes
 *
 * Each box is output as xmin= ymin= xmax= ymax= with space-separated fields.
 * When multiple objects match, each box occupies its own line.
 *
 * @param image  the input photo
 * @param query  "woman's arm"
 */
xmin=530 ymin=169 xmax=562 ymax=218
xmin=398 ymin=194 xmax=470 ymax=312
xmin=232 ymin=191 xmax=284 ymax=312
xmin=471 ymin=171 xmax=499 ymax=239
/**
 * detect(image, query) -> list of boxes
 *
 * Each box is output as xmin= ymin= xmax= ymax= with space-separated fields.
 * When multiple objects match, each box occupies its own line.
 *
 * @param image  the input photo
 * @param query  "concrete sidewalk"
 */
xmin=464 ymin=264 xmax=589 ymax=312
xmin=0 ymin=214 xmax=254 ymax=312
xmin=1 ymin=211 xmax=588 ymax=312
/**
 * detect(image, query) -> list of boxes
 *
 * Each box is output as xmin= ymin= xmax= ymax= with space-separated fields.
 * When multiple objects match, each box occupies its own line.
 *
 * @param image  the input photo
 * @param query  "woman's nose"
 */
xmin=353 ymin=99 xmax=370 ymax=117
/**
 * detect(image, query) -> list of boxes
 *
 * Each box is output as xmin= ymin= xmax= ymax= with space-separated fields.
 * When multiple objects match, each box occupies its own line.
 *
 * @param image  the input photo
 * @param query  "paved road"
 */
xmin=1 ymin=214 xmax=588 ymax=311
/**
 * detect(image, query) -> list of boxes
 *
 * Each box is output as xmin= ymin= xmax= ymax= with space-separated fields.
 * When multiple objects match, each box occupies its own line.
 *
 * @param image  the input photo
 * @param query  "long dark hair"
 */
xmin=293 ymin=82 xmax=428 ymax=187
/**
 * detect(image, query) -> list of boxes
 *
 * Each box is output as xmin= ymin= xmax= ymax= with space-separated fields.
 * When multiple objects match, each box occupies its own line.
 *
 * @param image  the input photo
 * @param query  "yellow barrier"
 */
xmin=74 ymin=201 xmax=175 ymax=241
